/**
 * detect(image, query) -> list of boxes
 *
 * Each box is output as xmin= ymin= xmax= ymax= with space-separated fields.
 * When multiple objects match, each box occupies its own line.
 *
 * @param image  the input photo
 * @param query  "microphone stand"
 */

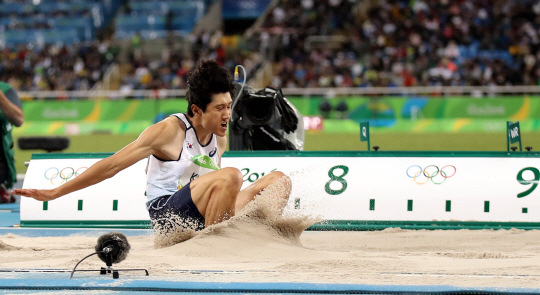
xmin=70 ymin=250 xmax=149 ymax=279
xmin=70 ymin=238 xmax=149 ymax=279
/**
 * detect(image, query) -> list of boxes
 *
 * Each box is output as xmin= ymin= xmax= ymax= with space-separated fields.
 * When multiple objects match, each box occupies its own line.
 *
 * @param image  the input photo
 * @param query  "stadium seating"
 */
xmin=261 ymin=0 xmax=540 ymax=88
xmin=114 ymin=0 xmax=206 ymax=39
xmin=0 ymin=0 xmax=121 ymax=47
xmin=0 ymin=0 xmax=226 ymax=92
xmin=0 ymin=28 xmax=80 ymax=48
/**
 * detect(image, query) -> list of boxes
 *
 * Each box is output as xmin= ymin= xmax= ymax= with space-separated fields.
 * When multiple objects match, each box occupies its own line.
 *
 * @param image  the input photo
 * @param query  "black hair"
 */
xmin=186 ymin=60 xmax=234 ymax=117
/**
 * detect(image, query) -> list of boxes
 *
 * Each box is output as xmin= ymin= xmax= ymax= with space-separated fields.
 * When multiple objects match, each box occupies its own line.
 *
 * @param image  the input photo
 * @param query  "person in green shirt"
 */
xmin=0 ymin=82 xmax=25 ymax=203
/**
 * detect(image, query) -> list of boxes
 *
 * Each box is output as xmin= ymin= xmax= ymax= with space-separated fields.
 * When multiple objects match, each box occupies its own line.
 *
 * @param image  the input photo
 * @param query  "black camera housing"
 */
xmin=236 ymin=85 xmax=278 ymax=128
xmin=229 ymin=83 xmax=298 ymax=151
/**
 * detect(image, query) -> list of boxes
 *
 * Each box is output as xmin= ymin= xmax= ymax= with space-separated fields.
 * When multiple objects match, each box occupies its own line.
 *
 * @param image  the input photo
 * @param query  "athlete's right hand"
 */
xmin=12 ymin=188 xmax=59 ymax=202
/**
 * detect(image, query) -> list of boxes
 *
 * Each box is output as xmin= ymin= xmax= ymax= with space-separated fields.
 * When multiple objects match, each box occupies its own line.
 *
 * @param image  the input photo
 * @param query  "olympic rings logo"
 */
xmin=406 ymin=165 xmax=456 ymax=185
xmin=44 ymin=167 xmax=88 ymax=185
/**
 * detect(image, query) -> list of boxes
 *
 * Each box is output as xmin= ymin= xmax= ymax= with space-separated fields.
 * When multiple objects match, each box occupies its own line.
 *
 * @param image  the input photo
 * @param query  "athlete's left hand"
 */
xmin=12 ymin=188 xmax=59 ymax=202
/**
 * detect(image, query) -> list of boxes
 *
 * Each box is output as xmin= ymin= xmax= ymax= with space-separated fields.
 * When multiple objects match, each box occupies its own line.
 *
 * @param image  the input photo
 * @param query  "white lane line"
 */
xmin=380 ymin=272 xmax=539 ymax=278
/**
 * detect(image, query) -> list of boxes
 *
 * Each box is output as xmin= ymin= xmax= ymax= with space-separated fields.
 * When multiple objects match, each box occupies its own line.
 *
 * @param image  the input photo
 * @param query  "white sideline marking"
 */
xmin=380 ymin=272 xmax=539 ymax=278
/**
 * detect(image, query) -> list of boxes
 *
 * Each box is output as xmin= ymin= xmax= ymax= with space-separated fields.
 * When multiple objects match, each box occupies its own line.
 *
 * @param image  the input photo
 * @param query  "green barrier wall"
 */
xmin=17 ymin=96 xmax=540 ymax=135
xmin=18 ymin=99 xmax=189 ymax=135
xmin=23 ymin=99 xmax=188 ymax=122
xmin=288 ymin=96 xmax=539 ymax=119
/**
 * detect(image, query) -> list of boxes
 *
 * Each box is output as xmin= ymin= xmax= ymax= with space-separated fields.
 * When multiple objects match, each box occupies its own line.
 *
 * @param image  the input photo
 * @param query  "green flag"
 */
xmin=507 ymin=121 xmax=521 ymax=144
xmin=507 ymin=121 xmax=522 ymax=151
xmin=360 ymin=121 xmax=370 ymax=151
xmin=360 ymin=122 xmax=369 ymax=142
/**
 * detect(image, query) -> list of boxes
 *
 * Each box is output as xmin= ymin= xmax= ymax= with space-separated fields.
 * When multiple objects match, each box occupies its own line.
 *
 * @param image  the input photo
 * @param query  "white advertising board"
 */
xmin=223 ymin=156 xmax=540 ymax=222
xmin=19 ymin=152 xmax=540 ymax=229
xmin=21 ymin=158 xmax=148 ymax=222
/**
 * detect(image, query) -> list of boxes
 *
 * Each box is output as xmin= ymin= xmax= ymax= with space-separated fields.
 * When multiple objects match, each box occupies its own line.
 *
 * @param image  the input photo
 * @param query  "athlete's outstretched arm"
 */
xmin=13 ymin=118 xmax=182 ymax=201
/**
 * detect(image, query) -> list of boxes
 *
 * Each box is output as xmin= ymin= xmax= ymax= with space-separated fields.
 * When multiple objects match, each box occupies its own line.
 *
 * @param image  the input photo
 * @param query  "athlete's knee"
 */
xmin=219 ymin=167 xmax=243 ymax=190
xmin=266 ymin=171 xmax=287 ymax=183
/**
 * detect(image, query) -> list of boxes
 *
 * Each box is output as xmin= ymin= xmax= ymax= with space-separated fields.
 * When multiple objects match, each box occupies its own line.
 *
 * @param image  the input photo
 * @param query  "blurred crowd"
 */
xmin=118 ymin=31 xmax=261 ymax=92
xmin=0 ymin=42 xmax=119 ymax=93
xmin=0 ymin=5 xmax=93 ymax=30
xmin=4 ymin=0 xmax=540 ymax=93
xmin=262 ymin=0 xmax=540 ymax=88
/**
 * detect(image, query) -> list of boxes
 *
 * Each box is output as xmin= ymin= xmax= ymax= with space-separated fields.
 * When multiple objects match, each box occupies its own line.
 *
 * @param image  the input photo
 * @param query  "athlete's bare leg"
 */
xmin=190 ymin=169 xmax=290 ymax=227
xmin=235 ymin=171 xmax=291 ymax=213
xmin=189 ymin=167 xmax=243 ymax=227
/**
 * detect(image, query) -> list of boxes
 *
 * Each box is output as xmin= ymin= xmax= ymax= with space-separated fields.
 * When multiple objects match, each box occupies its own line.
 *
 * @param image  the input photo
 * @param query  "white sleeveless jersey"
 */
xmin=145 ymin=113 xmax=220 ymax=206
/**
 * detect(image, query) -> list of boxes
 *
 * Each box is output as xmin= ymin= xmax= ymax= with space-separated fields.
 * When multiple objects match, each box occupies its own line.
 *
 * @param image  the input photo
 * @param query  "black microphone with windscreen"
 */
xmin=95 ymin=232 xmax=131 ymax=266
xmin=70 ymin=232 xmax=147 ymax=279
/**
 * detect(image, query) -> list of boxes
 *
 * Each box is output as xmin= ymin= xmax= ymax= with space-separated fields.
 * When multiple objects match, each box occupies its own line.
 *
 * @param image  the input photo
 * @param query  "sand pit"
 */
xmin=2 ymin=178 xmax=540 ymax=288
xmin=2 ymin=228 xmax=540 ymax=288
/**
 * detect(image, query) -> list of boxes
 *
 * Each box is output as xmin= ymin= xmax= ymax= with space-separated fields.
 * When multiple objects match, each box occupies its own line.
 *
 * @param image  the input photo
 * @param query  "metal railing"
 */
xmin=16 ymin=85 xmax=540 ymax=100
xmin=280 ymin=86 xmax=540 ymax=97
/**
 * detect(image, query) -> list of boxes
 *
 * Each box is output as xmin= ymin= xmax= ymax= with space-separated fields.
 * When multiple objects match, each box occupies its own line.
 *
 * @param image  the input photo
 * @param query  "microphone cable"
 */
xmin=232 ymin=65 xmax=247 ymax=115
xmin=70 ymin=252 xmax=100 ymax=279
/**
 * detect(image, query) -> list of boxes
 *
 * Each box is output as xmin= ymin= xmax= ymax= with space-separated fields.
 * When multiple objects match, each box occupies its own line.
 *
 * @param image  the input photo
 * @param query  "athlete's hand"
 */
xmin=12 ymin=188 xmax=59 ymax=202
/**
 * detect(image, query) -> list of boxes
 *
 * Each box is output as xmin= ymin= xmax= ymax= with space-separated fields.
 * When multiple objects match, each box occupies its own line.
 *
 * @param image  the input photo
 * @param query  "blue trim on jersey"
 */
xmin=151 ymin=153 xmax=180 ymax=162
xmin=172 ymin=113 xmax=191 ymax=128
xmin=183 ymin=114 xmax=214 ymax=147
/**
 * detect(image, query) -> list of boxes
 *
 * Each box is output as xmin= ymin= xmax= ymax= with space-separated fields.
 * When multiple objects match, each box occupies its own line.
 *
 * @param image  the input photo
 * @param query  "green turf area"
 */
xmin=13 ymin=132 xmax=539 ymax=174
xmin=304 ymin=132 xmax=540 ymax=152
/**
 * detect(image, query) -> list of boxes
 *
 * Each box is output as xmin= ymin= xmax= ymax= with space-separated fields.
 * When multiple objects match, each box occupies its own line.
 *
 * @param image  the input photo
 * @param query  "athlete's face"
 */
xmin=201 ymin=92 xmax=232 ymax=137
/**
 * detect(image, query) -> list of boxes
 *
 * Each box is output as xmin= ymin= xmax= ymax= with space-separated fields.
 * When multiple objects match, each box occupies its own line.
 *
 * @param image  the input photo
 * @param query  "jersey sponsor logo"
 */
xmin=190 ymin=172 xmax=199 ymax=182
xmin=186 ymin=142 xmax=194 ymax=149
xmin=178 ymin=155 xmax=219 ymax=188
xmin=209 ymin=147 xmax=217 ymax=157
